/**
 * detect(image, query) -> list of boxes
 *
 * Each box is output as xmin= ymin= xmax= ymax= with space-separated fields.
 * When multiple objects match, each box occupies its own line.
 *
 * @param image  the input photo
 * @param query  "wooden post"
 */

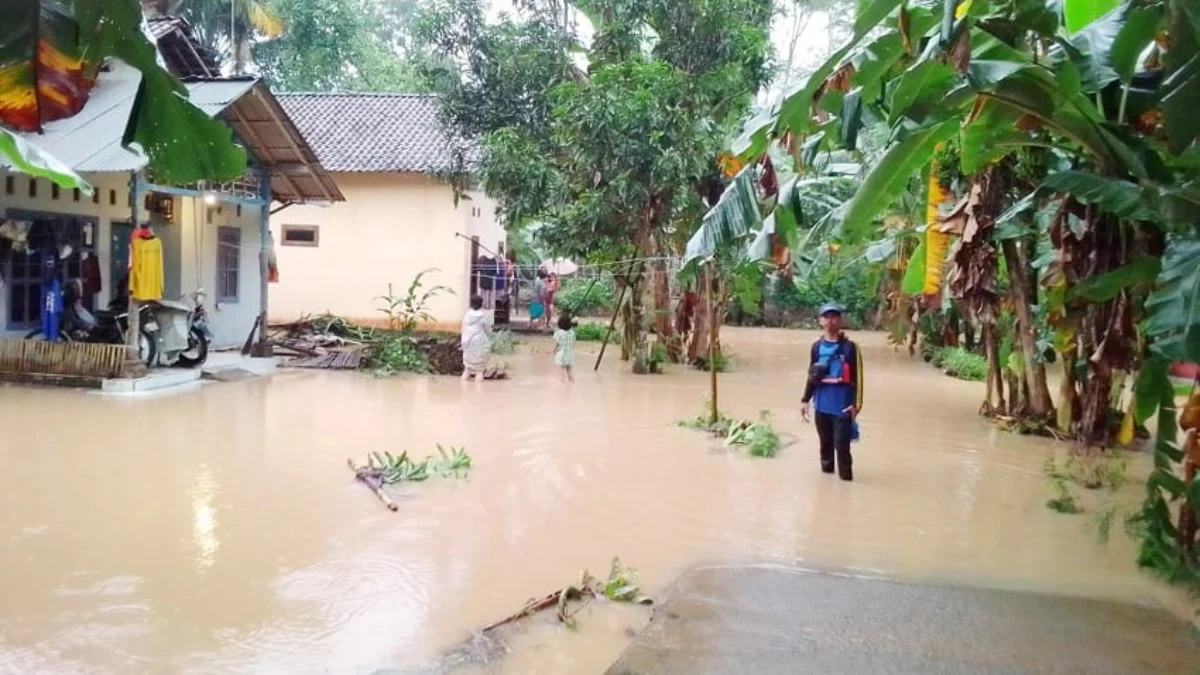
xmin=706 ymin=260 xmax=718 ymax=425
xmin=126 ymin=171 xmax=142 ymax=365
xmin=255 ymin=168 xmax=273 ymax=356
xmin=594 ymin=261 xmax=638 ymax=372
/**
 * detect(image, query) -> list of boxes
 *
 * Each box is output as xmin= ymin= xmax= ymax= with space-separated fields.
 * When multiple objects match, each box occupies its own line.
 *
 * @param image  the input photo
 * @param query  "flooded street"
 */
xmin=0 ymin=327 xmax=1185 ymax=674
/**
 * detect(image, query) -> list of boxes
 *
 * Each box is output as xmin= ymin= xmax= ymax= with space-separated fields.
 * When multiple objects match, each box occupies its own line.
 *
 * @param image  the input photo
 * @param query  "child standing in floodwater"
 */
xmin=554 ymin=314 xmax=576 ymax=383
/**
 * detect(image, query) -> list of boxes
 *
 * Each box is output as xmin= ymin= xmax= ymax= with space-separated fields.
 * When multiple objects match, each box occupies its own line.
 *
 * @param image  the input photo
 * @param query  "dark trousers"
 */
xmin=815 ymin=412 xmax=853 ymax=478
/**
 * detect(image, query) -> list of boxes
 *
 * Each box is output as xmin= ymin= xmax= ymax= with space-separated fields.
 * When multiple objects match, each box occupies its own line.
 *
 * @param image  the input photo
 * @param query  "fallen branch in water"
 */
xmin=480 ymin=584 xmax=595 ymax=632
xmin=477 ymin=558 xmax=652 ymax=633
xmin=347 ymin=458 xmax=399 ymax=512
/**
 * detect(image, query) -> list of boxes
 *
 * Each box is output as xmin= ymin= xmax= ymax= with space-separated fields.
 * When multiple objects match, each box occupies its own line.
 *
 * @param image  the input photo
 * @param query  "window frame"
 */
xmin=280 ymin=224 xmax=320 ymax=247
xmin=216 ymin=226 xmax=241 ymax=304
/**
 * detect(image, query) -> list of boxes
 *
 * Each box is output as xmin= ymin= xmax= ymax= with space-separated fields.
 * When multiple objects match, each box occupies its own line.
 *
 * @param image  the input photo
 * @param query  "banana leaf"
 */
xmin=0 ymin=0 xmax=94 ymax=132
xmin=1144 ymin=234 xmax=1200 ymax=363
xmin=0 ymin=127 xmax=90 ymax=191
xmin=684 ymin=165 xmax=761 ymax=264
xmin=1040 ymin=170 xmax=1161 ymax=223
xmin=837 ymin=118 xmax=958 ymax=242
xmin=1063 ymin=0 xmax=1120 ymax=35
xmin=901 ymin=238 xmax=927 ymax=296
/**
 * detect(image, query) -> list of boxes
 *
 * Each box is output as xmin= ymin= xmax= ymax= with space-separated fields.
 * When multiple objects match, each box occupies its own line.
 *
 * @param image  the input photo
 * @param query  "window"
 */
xmin=280 ymin=224 xmax=319 ymax=247
xmin=92 ymin=189 xmax=99 ymax=204
xmin=216 ymin=226 xmax=240 ymax=303
xmin=28 ymin=178 xmax=36 ymax=197
xmin=5 ymin=175 xmax=13 ymax=194
xmin=73 ymin=188 xmax=80 ymax=202
xmin=51 ymin=184 xmax=60 ymax=200
xmin=109 ymin=189 xmax=116 ymax=205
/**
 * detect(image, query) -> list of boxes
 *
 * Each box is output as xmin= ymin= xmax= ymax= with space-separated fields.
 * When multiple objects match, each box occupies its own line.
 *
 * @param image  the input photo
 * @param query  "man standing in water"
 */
xmin=801 ymin=303 xmax=863 ymax=481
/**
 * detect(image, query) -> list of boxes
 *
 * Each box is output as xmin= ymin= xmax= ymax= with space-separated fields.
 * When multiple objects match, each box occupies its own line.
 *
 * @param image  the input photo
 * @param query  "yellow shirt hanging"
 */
xmin=130 ymin=236 xmax=164 ymax=301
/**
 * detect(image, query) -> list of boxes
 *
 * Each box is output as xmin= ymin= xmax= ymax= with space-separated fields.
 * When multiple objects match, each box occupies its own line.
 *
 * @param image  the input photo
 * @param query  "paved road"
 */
xmin=605 ymin=565 xmax=1200 ymax=675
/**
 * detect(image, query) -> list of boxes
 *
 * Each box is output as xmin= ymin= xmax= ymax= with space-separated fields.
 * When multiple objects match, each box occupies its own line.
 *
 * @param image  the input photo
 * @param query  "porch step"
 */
xmin=101 ymin=368 xmax=201 ymax=393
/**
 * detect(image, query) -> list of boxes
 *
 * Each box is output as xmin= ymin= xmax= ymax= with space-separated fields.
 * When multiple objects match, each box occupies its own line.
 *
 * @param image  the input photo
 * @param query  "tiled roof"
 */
xmin=276 ymin=93 xmax=461 ymax=174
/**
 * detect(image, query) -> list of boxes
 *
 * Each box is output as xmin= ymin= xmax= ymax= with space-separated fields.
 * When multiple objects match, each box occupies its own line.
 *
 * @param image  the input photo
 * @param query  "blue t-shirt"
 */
xmin=812 ymin=338 xmax=857 ymax=416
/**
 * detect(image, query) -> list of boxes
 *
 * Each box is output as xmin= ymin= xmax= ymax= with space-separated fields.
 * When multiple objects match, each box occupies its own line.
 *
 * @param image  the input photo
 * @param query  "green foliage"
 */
xmin=574 ymin=323 xmax=615 ymax=343
xmin=364 ymin=445 xmax=471 ymax=483
xmin=938 ymin=347 xmax=988 ymax=381
xmin=490 ymin=330 xmax=519 ymax=356
xmin=0 ymin=129 xmax=88 ymax=191
xmin=1046 ymin=476 xmax=1083 ymax=514
xmin=678 ymin=399 xmax=738 ymax=435
xmin=598 ymin=557 xmax=652 ymax=605
xmin=725 ymin=411 xmax=783 ymax=458
xmin=375 ymin=269 xmax=454 ymax=333
xmin=555 ymin=277 xmax=615 ymax=316
xmin=255 ymin=0 xmax=430 ymax=92
xmin=370 ymin=335 xmax=430 ymax=376
xmin=792 ymin=250 xmax=878 ymax=328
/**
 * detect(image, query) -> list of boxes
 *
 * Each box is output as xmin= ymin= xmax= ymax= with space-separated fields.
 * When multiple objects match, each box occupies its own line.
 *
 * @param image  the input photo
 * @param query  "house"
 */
xmin=0 ymin=61 xmax=341 ymax=350
xmin=269 ymin=93 xmax=505 ymax=329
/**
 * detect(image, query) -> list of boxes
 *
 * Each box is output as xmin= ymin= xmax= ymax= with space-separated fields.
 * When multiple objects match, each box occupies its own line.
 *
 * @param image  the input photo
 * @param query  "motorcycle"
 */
xmin=24 ymin=279 xmax=157 ymax=366
xmin=143 ymin=288 xmax=210 ymax=368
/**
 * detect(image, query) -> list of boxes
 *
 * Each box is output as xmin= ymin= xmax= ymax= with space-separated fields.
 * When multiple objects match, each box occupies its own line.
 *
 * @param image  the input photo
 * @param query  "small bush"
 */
xmin=491 ymin=330 xmax=519 ymax=355
xmin=575 ymin=323 xmax=614 ymax=343
xmin=939 ymin=347 xmax=987 ymax=381
xmin=555 ymin=277 xmax=615 ymax=316
xmin=370 ymin=335 xmax=430 ymax=376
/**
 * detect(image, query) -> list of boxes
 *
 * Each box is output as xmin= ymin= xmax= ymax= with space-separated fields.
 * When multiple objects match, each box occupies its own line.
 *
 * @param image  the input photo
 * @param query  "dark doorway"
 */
xmin=110 ymin=220 xmax=133 ymax=301
xmin=3 ymin=212 xmax=88 ymax=331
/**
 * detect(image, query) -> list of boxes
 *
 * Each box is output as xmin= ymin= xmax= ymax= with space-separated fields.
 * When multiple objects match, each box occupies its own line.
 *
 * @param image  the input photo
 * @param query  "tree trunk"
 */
xmin=1001 ymin=238 xmax=1055 ymax=419
xmin=1057 ymin=343 xmax=1080 ymax=432
xmin=984 ymin=324 xmax=1007 ymax=414
xmin=651 ymin=257 xmax=682 ymax=362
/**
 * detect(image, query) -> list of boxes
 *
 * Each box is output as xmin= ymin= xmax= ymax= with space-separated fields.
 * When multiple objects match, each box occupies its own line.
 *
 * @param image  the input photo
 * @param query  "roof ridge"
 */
xmin=274 ymin=91 xmax=437 ymax=98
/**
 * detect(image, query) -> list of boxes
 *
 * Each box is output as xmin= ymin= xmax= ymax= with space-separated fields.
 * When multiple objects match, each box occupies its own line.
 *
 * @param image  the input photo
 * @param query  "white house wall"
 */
xmin=0 ymin=171 xmax=131 ymax=337
xmin=172 ymin=196 xmax=263 ymax=349
xmin=0 ymin=170 xmax=263 ymax=349
xmin=269 ymin=173 xmax=505 ymax=329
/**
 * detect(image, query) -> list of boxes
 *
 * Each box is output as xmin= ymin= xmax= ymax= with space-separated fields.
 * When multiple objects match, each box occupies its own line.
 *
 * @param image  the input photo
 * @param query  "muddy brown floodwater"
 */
xmin=0 ymin=328 xmax=1192 ymax=674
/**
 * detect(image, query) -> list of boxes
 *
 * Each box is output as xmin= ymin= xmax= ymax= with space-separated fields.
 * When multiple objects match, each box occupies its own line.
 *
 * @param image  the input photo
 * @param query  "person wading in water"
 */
xmin=801 ymin=303 xmax=863 ymax=481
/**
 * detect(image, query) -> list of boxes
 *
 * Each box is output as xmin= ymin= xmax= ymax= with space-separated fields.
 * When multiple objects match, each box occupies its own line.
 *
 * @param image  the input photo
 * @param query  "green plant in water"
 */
xmin=938 ymin=347 xmax=987 ymax=382
xmin=371 ymin=335 xmax=430 ymax=376
xmin=364 ymin=446 xmax=472 ymax=484
xmin=574 ymin=322 xmax=614 ymax=343
xmin=678 ymin=398 xmax=737 ymax=435
xmin=726 ymin=411 xmax=782 ymax=458
xmin=490 ymin=329 xmax=519 ymax=355
xmin=695 ymin=349 xmax=732 ymax=372
xmin=376 ymin=268 xmax=455 ymax=333
xmin=1046 ymin=477 xmax=1082 ymax=514
xmin=598 ymin=557 xmax=652 ymax=604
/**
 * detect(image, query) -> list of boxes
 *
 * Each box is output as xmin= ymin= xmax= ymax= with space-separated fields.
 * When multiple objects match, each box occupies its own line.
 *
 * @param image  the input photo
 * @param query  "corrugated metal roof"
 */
xmin=0 ymin=63 xmax=248 ymax=174
xmin=2 ymin=63 xmax=342 ymax=203
xmin=7 ymin=62 xmax=148 ymax=173
xmin=186 ymin=79 xmax=257 ymax=116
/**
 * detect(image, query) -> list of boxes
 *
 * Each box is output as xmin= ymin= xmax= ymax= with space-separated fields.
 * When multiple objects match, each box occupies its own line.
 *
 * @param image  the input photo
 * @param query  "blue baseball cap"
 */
xmin=818 ymin=302 xmax=842 ymax=317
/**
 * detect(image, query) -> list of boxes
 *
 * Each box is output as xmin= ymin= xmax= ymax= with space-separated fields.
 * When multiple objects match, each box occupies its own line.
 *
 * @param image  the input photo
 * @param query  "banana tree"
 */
xmin=160 ymin=0 xmax=285 ymax=74
xmin=729 ymin=0 xmax=1200 ymax=583
xmin=0 ymin=0 xmax=246 ymax=184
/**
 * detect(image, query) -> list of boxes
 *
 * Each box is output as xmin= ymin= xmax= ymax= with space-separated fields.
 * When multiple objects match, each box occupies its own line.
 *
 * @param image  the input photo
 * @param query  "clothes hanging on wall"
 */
xmin=130 ymin=233 xmax=164 ymax=301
